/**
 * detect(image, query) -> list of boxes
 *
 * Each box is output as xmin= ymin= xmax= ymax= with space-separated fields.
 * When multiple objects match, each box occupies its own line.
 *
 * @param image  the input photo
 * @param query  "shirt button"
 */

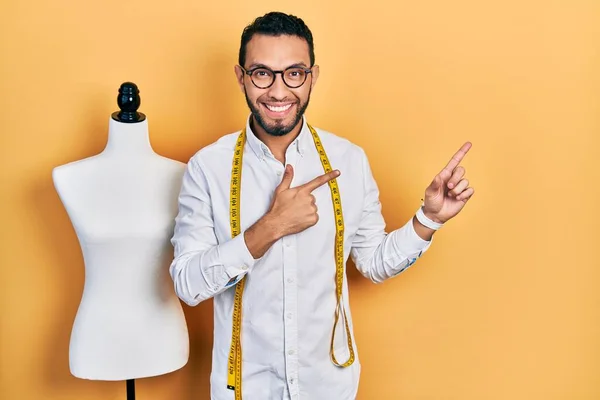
xmin=277 ymin=170 xmax=282 ymax=176
xmin=286 ymin=312 xmax=292 ymax=319
xmin=241 ymin=265 xmax=248 ymax=271
xmin=287 ymin=277 xmax=293 ymax=283
xmin=289 ymin=378 xmax=295 ymax=384
xmin=288 ymin=349 xmax=295 ymax=355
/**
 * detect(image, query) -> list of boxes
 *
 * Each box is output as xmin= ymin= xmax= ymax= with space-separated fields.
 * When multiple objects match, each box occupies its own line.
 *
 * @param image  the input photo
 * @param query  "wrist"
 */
xmin=260 ymin=212 xmax=285 ymax=242
xmin=412 ymin=216 xmax=435 ymax=241
xmin=244 ymin=213 xmax=283 ymax=260
xmin=416 ymin=206 xmax=444 ymax=230
xmin=423 ymin=209 xmax=444 ymax=224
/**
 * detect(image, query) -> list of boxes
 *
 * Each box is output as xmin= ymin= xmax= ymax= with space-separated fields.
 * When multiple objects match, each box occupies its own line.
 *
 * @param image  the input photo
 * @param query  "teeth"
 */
xmin=266 ymin=104 xmax=292 ymax=112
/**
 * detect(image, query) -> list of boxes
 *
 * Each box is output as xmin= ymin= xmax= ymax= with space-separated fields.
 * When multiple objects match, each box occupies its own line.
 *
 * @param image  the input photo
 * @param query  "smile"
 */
xmin=265 ymin=104 xmax=293 ymax=112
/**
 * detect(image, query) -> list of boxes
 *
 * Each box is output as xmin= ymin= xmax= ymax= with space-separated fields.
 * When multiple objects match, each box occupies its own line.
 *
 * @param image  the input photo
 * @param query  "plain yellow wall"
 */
xmin=1 ymin=1 xmax=599 ymax=399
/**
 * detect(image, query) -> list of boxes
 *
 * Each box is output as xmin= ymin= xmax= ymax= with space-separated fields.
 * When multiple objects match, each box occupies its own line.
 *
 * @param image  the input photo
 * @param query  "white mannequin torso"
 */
xmin=52 ymin=117 xmax=189 ymax=380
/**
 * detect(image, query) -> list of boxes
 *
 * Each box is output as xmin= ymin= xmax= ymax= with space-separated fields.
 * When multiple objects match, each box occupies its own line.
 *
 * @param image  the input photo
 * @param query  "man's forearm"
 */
xmin=244 ymin=214 xmax=283 ymax=259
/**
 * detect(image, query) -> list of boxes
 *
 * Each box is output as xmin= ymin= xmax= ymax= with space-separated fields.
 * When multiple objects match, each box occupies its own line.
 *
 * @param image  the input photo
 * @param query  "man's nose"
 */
xmin=266 ymin=72 xmax=289 ymax=99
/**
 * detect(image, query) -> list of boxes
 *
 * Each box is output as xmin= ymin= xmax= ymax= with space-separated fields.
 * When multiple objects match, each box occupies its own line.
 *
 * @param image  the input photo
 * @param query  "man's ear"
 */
xmin=310 ymin=65 xmax=320 ymax=89
xmin=234 ymin=65 xmax=245 ymax=93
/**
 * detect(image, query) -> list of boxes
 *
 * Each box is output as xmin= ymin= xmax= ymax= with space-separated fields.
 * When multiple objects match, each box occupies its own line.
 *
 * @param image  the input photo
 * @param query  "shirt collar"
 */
xmin=244 ymin=114 xmax=309 ymax=160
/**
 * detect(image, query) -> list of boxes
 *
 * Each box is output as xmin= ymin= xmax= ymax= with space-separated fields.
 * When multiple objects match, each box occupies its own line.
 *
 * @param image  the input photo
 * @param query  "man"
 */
xmin=169 ymin=11 xmax=474 ymax=400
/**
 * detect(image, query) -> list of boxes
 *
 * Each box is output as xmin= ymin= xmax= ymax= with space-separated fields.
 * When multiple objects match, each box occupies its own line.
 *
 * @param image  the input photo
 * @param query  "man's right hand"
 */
xmin=243 ymin=164 xmax=341 ymax=260
xmin=268 ymin=164 xmax=341 ymax=237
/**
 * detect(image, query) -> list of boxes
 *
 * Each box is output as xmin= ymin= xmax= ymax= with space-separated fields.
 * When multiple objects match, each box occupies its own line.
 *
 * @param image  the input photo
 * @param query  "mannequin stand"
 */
xmin=127 ymin=379 xmax=135 ymax=400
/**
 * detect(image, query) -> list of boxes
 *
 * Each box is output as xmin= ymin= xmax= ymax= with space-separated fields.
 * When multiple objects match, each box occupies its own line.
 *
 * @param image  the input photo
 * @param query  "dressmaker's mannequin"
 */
xmin=52 ymin=82 xmax=189 ymax=386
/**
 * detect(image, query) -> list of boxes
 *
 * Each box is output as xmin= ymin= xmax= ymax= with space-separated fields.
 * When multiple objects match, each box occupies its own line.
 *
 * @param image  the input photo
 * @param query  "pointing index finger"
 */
xmin=442 ymin=142 xmax=472 ymax=173
xmin=299 ymin=170 xmax=341 ymax=192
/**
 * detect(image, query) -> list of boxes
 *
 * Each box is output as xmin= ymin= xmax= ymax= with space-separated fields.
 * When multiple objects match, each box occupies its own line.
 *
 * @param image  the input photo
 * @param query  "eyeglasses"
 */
xmin=240 ymin=65 xmax=313 ymax=89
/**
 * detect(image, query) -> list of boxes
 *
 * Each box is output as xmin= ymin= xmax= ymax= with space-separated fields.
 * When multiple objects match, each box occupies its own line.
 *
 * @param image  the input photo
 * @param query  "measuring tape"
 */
xmin=226 ymin=124 xmax=355 ymax=399
xmin=226 ymin=129 xmax=246 ymax=398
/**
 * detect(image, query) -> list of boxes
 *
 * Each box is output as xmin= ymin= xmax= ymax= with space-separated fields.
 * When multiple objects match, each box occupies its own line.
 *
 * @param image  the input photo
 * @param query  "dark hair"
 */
xmin=238 ymin=12 xmax=315 ymax=67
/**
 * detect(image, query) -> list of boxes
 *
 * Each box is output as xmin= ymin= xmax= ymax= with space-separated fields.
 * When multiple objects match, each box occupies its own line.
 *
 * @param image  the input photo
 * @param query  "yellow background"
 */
xmin=1 ymin=0 xmax=599 ymax=399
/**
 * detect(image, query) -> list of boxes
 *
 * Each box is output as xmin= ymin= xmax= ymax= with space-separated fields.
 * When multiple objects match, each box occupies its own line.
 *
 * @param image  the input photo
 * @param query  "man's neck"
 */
xmin=251 ymin=116 xmax=302 ymax=164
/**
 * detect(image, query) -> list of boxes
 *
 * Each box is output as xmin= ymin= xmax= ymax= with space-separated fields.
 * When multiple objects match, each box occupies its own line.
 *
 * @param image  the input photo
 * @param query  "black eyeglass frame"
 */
xmin=239 ymin=65 xmax=314 ymax=89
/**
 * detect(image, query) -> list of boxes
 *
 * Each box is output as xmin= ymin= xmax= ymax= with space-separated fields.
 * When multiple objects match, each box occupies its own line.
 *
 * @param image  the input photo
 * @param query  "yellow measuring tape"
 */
xmin=226 ymin=124 xmax=355 ymax=399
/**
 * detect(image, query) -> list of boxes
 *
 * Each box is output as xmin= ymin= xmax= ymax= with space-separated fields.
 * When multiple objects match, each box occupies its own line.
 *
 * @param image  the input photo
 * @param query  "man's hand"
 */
xmin=422 ymin=142 xmax=475 ymax=224
xmin=268 ymin=164 xmax=340 ymax=237
xmin=244 ymin=165 xmax=340 ymax=259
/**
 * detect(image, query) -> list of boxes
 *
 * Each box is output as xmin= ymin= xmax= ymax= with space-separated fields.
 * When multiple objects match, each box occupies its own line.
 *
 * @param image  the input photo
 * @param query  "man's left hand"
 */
xmin=422 ymin=142 xmax=474 ymax=224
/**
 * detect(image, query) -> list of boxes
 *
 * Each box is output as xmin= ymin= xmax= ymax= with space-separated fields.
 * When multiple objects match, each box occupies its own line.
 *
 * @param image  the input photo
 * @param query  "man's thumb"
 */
xmin=276 ymin=164 xmax=294 ymax=193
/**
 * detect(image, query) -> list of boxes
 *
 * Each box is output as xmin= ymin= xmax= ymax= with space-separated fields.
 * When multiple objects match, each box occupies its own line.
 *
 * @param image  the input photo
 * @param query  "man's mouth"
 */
xmin=261 ymin=102 xmax=295 ymax=119
xmin=264 ymin=103 xmax=293 ymax=113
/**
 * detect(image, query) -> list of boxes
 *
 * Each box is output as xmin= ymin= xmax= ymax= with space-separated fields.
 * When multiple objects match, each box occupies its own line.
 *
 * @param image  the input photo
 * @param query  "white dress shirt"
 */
xmin=169 ymin=115 xmax=432 ymax=400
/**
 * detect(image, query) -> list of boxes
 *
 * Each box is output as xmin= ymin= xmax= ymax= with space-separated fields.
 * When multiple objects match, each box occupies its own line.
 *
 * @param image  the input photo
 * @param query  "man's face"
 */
xmin=235 ymin=34 xmax=319 ymax=137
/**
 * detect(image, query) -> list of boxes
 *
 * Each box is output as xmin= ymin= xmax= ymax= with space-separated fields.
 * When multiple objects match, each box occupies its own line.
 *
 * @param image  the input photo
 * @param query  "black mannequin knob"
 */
xmin=111 ymin=82 xmax=146 ymax=123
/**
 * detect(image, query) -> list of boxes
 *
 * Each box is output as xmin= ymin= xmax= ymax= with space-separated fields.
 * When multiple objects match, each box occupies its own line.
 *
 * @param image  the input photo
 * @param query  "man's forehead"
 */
xmin=245 ymin=34 xmax=310 ymax=68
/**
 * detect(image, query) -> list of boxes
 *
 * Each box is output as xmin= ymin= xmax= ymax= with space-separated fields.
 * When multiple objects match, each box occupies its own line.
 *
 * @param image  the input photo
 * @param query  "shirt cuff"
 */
xmin=392 ymin=217 xmax=433 ymax=266
xmin=218 ymin=231 xmax=258 ymax=283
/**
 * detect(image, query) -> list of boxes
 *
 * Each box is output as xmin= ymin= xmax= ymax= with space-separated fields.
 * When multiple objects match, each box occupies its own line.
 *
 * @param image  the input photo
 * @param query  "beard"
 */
xmin=244 ymin=88 xmax=311 ymax=137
